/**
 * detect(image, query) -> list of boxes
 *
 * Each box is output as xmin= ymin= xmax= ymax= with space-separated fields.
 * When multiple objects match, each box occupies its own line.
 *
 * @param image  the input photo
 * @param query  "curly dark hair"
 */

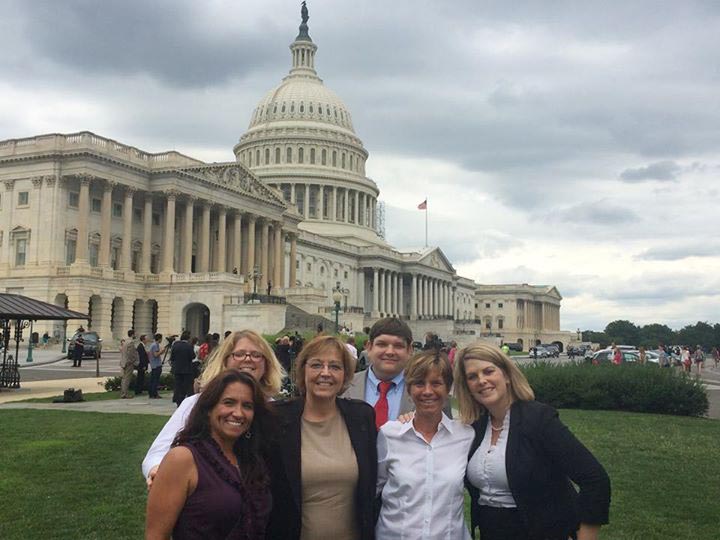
xmin=172 ymin=369 xmax=273 ymax=487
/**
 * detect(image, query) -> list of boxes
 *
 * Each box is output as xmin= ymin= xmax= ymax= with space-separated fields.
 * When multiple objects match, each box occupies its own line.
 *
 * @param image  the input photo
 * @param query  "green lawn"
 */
xmin=0 ymin=408 xmax=718 ymax=539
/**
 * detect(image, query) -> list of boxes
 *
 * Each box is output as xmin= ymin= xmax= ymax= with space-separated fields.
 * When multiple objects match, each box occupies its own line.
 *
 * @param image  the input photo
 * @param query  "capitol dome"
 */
xmin=234 ymin=14 xmax=385 ymax=247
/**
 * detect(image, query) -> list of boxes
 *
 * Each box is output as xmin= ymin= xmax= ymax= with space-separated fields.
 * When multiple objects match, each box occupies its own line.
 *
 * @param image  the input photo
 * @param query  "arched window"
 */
xmin=290 ymin=102 xmax=295 ymax=113
xmin=341 ymin=153 xmax=346 ymax=169
xmin=249 ymin=152 xmax=252 ymax=166
xmin=265 ymin=148 xmax=270 ymax=165
xmin=273 ymin=103 xmax=277 ymax=113
xmin=281 ymin=103 xmax=286 ymax=113
xmin=255 ymin=150 xmax=260 ymax=165
xmin=300 ymin=102 xmax=304 ymax=113
xmin=332 ymin=151 xmax=337 ymax=167
xmin=275 ymin=147 xmax=281 ymax=163
xmin=319 ymin=105 xmax=323 ymax=115
xmin=286 ymin=147 xmax=292 ymax=163
xmin=310 ymin=148 xmax=316 ymax=164
xmin=309 ymin=104 xmax=314 ymax=113
xmin=321 ymin=149 xmax=327 ymax=165
xmin=298 ymin=147 xmax=304 ymax=164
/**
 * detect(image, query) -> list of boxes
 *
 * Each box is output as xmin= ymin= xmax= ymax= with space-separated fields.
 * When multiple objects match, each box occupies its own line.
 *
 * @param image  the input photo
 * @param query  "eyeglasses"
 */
xmin=229 ymin=350 xmax=265 ymax=361
xmin=307 ymin=361 xmax=344 ymax=373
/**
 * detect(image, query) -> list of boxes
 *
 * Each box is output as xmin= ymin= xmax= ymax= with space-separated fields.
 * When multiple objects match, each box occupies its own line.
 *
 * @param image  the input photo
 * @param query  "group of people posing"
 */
xmin=142 ymin=318 xmax=611 ymax=540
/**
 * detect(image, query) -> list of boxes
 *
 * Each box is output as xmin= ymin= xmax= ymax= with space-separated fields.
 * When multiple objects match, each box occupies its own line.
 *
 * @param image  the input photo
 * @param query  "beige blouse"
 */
xmin=300 ymin=410 xmax=360 ymax=540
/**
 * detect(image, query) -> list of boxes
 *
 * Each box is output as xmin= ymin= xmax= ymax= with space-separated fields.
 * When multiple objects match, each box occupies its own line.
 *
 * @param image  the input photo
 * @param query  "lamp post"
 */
xmin=576 ymin=328 xmax=582 ymax=342
xmin=61 ymin=321 xmax=68 ymax=353
xmin=25 ymin=320 xmax=34 ymax=363
xmin=331 ymin=281 xmax=349 ymax=334
xmin=248 ymin=265 xmax=262 ymax=303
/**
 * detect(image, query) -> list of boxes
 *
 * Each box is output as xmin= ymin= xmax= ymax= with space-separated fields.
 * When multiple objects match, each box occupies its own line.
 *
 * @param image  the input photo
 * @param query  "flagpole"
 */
xmin=425 ymin=196 xmax=428 ymax=247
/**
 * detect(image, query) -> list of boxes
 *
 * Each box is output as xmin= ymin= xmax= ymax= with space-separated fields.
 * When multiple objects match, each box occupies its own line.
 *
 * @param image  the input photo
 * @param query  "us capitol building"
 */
xmin=0 ymin=12 xmax=573 ymax=351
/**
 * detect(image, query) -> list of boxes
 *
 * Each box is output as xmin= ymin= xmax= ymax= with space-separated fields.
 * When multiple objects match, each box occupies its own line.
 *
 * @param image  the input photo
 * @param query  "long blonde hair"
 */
xmin=453 ymin=342 xmax=534 ymax=424
xmin=199 ymin=330 xmax=285 ymax=397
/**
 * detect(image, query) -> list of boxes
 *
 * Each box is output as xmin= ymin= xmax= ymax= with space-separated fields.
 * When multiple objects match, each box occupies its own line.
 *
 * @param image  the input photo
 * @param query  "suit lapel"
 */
xmin=345 ymin=370 xmax=368 ymax=401
xmin=505 ymin=401 xmax=523 ymax=497
xmin=279 ymin=399 xmax=304 ymax=512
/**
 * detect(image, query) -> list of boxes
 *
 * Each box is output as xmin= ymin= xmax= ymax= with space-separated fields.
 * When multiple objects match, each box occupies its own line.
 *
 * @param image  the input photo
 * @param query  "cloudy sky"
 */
xmin=1 ymin=0 xmax=718 ymax=331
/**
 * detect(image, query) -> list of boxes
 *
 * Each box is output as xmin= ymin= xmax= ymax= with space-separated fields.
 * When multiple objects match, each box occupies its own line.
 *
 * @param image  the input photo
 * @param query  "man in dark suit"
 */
xmin=169 ymin=330 xmax=195 ymax=406
xmin=134 ymin=335 xmax=149 ymax=395
xmin=344 ymin=317 xmax=415 ymax=427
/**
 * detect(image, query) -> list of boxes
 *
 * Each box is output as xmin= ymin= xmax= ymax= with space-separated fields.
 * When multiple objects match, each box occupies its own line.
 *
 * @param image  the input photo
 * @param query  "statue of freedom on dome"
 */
xmin=301 ymin=2 xmax=309 ymax=24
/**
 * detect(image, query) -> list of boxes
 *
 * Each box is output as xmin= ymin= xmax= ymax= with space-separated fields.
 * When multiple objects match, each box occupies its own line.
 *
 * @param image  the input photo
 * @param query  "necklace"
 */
xmin=490 ymin=424 xmax=504 ymax=432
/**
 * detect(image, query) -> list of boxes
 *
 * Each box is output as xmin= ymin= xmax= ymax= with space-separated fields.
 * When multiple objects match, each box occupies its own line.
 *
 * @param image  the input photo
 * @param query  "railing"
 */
xmin=244 ymin=293 xmax=286 ymax=305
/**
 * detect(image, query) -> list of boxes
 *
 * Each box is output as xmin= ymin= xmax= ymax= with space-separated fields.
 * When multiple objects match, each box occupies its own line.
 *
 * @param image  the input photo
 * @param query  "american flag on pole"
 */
xmin=417 ymin=199 xmax=427 ymax=210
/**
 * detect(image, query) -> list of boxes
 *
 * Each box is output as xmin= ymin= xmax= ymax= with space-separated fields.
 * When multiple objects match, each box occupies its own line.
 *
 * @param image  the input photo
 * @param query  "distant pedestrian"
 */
xmin=638 ymin=346 xmax=647 ymax=365
xmin=148 ymin=333 xmax=165 ymax=399
xmin=170 ymin=330 xmax=196 ymax=406
xmin=134 ymin=335 xmax=149 ymax=395
xmin=712 ymin=347 xmax=719 ymax=369
xmin=119 ymin=329 xmax=139 ymax=399
xmin=612 ymin=346 xmax=622 ymax=365
xmin=72 ymin=332 xmax=85 ymax=368
xmin=694 ymin=345 xmax=705 ymax=375
xmin=345 ymin=335 xmax=358 ymax=360
xmin=267 ymin=280 xmax=272 ymax=296
xmin=658 ymin=344 xmax=670 ymax=368
xmin=682 ymin=347 xmax=692 ymax=372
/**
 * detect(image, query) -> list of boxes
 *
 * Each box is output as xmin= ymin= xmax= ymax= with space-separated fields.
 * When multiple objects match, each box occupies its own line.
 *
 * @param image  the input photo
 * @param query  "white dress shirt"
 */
xmin=141 ymin=393 xmax=199 ymax=478
xmin=377 ymin=413 xmax=474 ymax=540
xmin=466 ymin=411 xmax=517 ymax=508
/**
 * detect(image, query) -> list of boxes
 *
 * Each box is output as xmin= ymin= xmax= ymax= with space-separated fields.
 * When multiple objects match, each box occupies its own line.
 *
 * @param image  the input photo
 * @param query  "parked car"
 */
xmin=67 ymin=331 xmax=103 ymax=359
xmin=505 ymin=342 xmax=523 ymax=352
xmin=540 ymin=344 xmax=560 ymax=358
xmin=529 ymin=346 xmax=552 ymax=359
xmin=590 ymin=349 xmax=639 ymax=364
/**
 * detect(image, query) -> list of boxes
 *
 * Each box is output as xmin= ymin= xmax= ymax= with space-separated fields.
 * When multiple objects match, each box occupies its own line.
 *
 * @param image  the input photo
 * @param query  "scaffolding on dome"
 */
xmin=377 ymin=201 xmax=386 ymax=239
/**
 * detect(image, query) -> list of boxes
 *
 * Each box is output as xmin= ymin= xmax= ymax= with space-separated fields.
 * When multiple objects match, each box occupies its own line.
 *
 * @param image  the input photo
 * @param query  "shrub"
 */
xmin=520 ymin=362 xmax=708 ymax=417
xmin=104 ymin=373 xmax=175 ymax=392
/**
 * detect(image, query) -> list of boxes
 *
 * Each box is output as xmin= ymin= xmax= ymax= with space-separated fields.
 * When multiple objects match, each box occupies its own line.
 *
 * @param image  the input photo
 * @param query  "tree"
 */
xmin=604 ymin=320 xmax=640 ymax=346
xmin=638 ymin=323 xmax=676 ymax=349
xmin=582 ymin=330 xmax=609 ymax=347
xmin=677 ymin=322 xmax=715 ymax=349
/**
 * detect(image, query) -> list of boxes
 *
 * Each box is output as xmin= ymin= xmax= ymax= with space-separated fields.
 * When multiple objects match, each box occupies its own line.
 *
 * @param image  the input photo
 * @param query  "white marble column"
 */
xmin=120 ymin=188 xmax=134 ymax=271
xmin=217 ymin=206 xmax=227 ymax=272
xmin=344 ymin=189 xmax=350 ymax=223
xmin=318 ymin=186 xmax=325 ymax=219
xmin=183 ymin=198 xmax=194 ymax=273
xmin=411 ymin=274 xmax=418 ymax=319
xmin=162 ymin=191 xmax=176 ymax=273
xmin=98 ymin=182 xmax=113 ymax=267
xmin=332 ymin=186 xmax=338 ymax=222
xmin=142 ymin=196 xmax=152 ymax=273
xmin=372 ymin=268 xmax=379 ymax=316
xmin=74 ymin=175 xmax=91 ymax=264
xmin=289 ymin=233 xmax=297 ymax=287
xmin=354 ymin=190 xmax=360 ymax=224
xmin=378 ymin=269 xmax=385 ymax=314
xmin=304 ymin=184 xmax=310 ymax=219
xmin=385 ymin=270 xmax=392 ymax=315
xmin=246 ymin=215 xmax=256 ymax=274
xmin=290 ymin=184 xmax=296 ymax=204
xmin=233 ymin=212 xmax=242 ymax=273
xmin=398 ymin=273 xmax=403 ymax=317
xmin=357 ymin=268 xmax=365 ymax=310
xmin=260 ymin=220 xmax=270 ymax=288
xmin=199 ymin=203 xmax=211 ymax=272
xmin=273 ymin=223 xmax=282 ymax=287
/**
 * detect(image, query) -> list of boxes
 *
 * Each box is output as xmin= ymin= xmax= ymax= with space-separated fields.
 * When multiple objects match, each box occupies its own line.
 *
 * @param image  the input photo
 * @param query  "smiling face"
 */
xmin=304 ymin=349 xmax=345 ymax=401
xmin=368 ymin=334 xmax=412 ymax=381
xmin=464 ymin=359 xmax=513 ymax=415
xmin=209 ymin=381 xmax=255 ymax=444
xmin=225 ymin=337 xmax=267 ymax=382
xmin=409 ymin=368 xmax=448 ymax=417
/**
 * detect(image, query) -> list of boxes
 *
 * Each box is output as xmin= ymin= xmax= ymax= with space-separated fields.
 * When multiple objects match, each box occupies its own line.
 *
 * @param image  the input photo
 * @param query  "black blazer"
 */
xmin=266 ymin=397 xmax=377 ymax=540
xmin=169 ymin=340 xmax=195 ymax=374
xmin=465 ymin=400 xmax=610 ymax=540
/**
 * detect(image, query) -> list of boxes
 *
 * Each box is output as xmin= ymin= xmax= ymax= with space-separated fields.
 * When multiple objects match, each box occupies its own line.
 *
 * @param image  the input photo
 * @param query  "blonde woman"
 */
xmin=454 ymin=342 xmax=610 ymax=540
xmin=142 ymin=329 xmax=285 ymax=488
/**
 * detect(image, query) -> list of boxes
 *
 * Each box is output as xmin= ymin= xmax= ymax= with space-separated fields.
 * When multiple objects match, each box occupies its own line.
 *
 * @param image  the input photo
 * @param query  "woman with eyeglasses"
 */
xmin=142 ymin=330 xmax=285 ymax=488
xmin=266 ymin=335 xmax=377 ymax=540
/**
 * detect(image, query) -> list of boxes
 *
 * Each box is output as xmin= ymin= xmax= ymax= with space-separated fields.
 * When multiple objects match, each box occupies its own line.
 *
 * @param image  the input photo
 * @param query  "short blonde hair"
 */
xmin=294 ymin=335 xmax=355 ymax=395
xmin=404 ymin=350 xmax=453 ymax=391
xmin=199 ymin=330 xmax=285 ymax=397
xmin=453 ymin=342 xmax=534 ymax=424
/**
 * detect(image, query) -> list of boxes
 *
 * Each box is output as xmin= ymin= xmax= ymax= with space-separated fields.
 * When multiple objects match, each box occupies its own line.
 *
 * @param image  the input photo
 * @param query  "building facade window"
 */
xmin=286 ymin=147 xmax=292 ymax=163
xmin=91 ymin=198 xmax=102 ymax=212
xmin=498 ymin=302 xmax=503 ymax=308
xmin=14 ymin=238 xmax=27 ymax=266
xmin=265 ymin=148 xmax=270 ymax=164
xmin=152 ymin=213 xmax=161 ymax=226
xmin=498 ymin=318 xmax=504 ymax=329
xmin=310 ymin=148 xmax=316 ymax=164
xmin=321 ymin=148 xmax=327 ymax=165
xmin=112 ymin=202 xmax=123 ymax=218
xmin=68 ymin=192 xmax=79 ymax=208
xmin=17 ymin=191 xmax=29 ymax=206
xmin=299 ymin=147 xmax=304 ymax=163
xmin=133 ymin=208 xmax=142 ymax=222
xmin=275 ymin=147 xmax=281 ymax=163
xmin=485 ymin=303 xmax=491 ymax=308
xmin=332 ymin=151 xmax=337 ymax=167
xmin=65 ymin=239 xmax=76 ymax=265
xmin=89 ymin=244 xmax=99 ymax=267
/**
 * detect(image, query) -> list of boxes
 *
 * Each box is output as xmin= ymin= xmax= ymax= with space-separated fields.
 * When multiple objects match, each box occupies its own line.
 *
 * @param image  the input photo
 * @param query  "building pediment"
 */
xmin=173 ymin=163 xmax=287 ymax=208
xmin=416 ymin=247 xmax=455 ymax=274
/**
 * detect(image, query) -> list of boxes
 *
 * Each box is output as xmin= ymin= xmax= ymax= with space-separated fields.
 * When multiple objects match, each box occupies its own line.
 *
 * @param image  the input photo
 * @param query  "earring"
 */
xmin=244 ymin=430 xmax=252 ymax=439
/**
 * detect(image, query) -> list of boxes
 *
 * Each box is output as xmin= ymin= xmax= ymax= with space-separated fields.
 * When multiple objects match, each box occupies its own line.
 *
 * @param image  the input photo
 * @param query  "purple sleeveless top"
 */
xmin=172 ymin=439 xmax=271 ymax=540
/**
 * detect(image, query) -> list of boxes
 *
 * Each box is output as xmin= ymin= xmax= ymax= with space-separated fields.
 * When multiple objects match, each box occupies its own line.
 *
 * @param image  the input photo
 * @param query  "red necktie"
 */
xmin=375 ymin=381 xmax=393 ymax=430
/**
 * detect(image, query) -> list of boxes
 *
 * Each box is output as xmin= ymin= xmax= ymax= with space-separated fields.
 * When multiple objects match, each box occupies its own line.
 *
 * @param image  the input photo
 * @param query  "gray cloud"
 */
xmin=620 ymin=161 xmax=681 ymax=182
xmin=637 ymin=242 xmax=720 ymax=261
xmin=546 ymin=201 xmax=639 ymax=226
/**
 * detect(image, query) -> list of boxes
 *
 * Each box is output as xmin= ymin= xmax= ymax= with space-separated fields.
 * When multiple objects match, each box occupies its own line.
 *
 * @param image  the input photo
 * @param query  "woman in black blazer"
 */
xmin=266 ymin=335 xmax=377 ymax=540
xmin=454 ymin=343 xmax=610 ymax=540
